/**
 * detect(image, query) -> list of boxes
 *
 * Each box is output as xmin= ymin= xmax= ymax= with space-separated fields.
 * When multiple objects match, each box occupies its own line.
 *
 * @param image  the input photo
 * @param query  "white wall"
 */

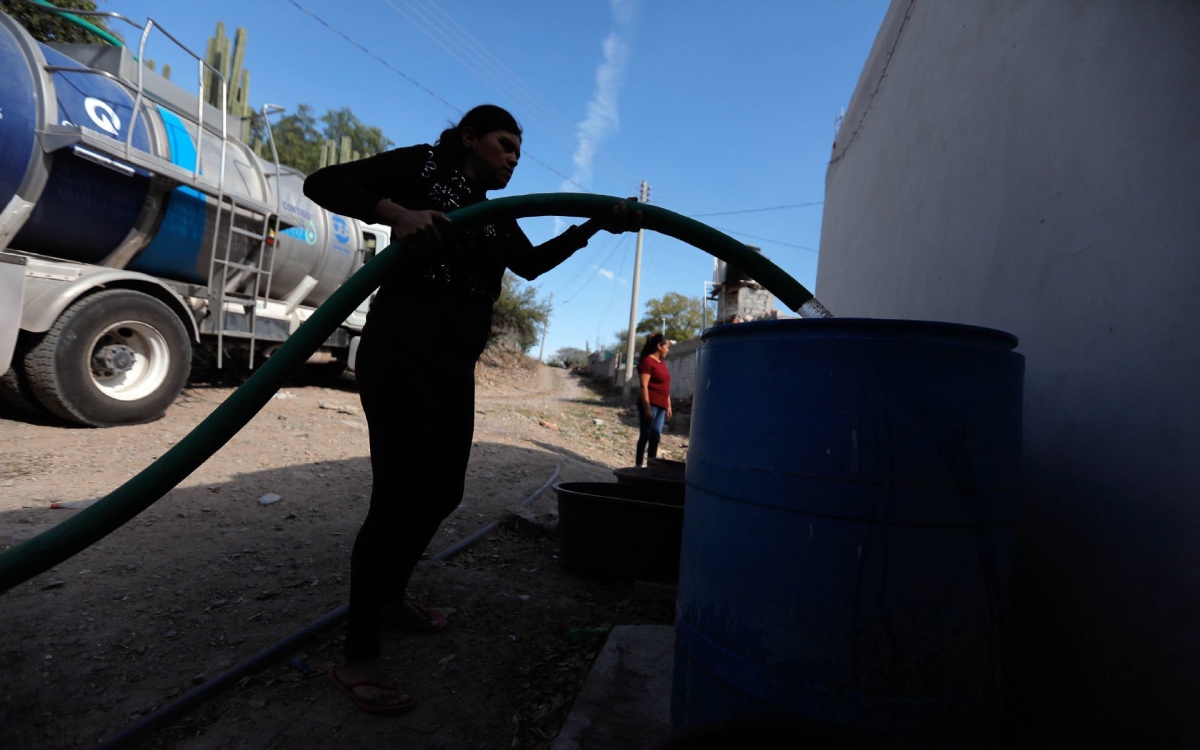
xmin=818 ymin=1 xmax=1200 ymax=745
xmin=663 ymin=337 xmax=701 ymax=404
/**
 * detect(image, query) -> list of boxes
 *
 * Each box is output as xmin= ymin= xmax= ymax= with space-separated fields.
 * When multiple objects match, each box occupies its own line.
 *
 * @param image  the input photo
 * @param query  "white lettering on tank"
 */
xmin=84 ymin=97 xmax=121 ymax=136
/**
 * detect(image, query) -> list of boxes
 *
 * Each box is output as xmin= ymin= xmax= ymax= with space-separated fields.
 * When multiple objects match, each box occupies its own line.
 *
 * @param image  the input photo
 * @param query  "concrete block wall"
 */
xmin=583 ymin=338 xmax=701 ymax=405
xmin=585 ymin=350 xmax=621 ymax=383
xmin=662 ymin=337 xmax=700 ymax=404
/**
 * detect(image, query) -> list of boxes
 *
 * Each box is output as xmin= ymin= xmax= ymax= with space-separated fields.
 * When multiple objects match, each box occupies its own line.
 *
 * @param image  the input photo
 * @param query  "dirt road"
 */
xmin=0 ymin=360 xmax=688 ymax=749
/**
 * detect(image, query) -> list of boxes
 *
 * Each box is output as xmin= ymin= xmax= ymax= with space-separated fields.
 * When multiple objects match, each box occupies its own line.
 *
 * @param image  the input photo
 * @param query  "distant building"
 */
xmin=709 ymin=246 xmax=777 ymax=325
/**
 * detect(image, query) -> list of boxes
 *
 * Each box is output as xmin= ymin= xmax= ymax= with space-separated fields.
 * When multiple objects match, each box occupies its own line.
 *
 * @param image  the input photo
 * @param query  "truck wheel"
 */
xmin=23 ymin=289 xmax=192 ymax=427
xmin=0 ymin=364 xmax=51 ymax=421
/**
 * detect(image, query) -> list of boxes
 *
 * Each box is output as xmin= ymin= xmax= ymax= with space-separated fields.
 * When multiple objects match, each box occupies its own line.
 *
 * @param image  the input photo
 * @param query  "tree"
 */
xmin=552 ymin=347 xmax=589 ymax=368
xmin=259 ymin=104 xmax=322 ymax=173
xmin=612 ymin=292 xmax=704 ymax=355
xmin=490 ymin=272 xmax=547 ymax=354
xmin=4 ymin=0 xmax=120 ymax=44
xmin=252 ymin=104 xmax=393 ymax=174
xmin=321 ymin=107 xmax=393 ymax=161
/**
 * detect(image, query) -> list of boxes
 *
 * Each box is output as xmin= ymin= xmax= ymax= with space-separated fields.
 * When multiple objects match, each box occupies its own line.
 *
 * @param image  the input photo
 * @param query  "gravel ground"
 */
xmin=0 ymin=357 xmax=689 ymax=749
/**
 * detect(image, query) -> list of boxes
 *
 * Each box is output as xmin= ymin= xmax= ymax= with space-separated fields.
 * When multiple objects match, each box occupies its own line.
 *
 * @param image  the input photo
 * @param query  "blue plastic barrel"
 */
xmin=672 ymin=318 xmax=1024 ymax=748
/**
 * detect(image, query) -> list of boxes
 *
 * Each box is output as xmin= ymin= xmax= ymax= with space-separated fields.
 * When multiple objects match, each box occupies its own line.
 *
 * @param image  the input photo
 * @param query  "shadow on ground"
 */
xmin=0 ymin=439 xmax=669 ymax=750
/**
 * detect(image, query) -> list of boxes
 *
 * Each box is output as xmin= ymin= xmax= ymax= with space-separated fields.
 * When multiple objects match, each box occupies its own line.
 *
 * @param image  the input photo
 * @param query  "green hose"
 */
xmin=0 ymin=193 xmax=824 ymax=592
xmin=22 ymin=0 xmax=126 ymax=49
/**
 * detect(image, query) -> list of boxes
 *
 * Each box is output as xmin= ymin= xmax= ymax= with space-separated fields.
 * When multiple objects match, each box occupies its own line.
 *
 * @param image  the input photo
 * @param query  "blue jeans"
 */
xmin=637 ymin=404 xmax=667 ymax=466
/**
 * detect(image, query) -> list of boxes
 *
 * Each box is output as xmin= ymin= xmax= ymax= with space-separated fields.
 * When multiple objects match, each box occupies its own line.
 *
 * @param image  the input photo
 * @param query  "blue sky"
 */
xmin=96 ymin=0 xmax=889 ymax=358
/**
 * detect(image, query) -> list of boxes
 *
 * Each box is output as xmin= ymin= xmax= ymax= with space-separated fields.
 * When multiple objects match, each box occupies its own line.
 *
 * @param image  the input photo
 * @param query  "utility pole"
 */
xmin=623 ymin=180 xmax=650 ymax=389
xmin=537 ymin=291 xmax=553 ymax=363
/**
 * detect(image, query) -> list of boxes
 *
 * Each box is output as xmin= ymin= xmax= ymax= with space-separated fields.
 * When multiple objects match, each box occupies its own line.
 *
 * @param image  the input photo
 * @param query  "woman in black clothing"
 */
xmin=303 ymin=104 xmax=640 ymax=713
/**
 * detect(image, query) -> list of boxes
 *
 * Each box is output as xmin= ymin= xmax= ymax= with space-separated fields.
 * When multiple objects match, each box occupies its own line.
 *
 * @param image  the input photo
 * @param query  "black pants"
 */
xmin=343 ymin=329 xmax=477 ymax=660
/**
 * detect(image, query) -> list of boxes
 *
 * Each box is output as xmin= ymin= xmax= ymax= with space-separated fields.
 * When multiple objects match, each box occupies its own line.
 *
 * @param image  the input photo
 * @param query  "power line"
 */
xmin=286 ymin=0 xmax=588 ymax=191
xmin=642 ymin=232 xmax=660 ymax=292
xmin=688 ymin=201 xmax=824 ymax=218
xmin=380 ymin=0 xmax=635 ymax=194
xmin=551 ymin=241 xmax=607 ymax=298
xmin=523 ymin=157 xmax=590 ymax=192
xmin=385 ymin=0 xmax=578 ymax=149
xmin=287 ymin=0 xmax=459 ymax=112
xmin=710 ymin=225 xmax=819 ymax=252
xmin=558 ymin=232 xmax=629 ymax=305
xmin=598 ymin=240 xmax=630 ymax=325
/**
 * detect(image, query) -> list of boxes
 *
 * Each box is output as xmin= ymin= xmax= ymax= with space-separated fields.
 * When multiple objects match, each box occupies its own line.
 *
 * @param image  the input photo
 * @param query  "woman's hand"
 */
xmin=375 ymin=199 xmax=449 ymax=257
xmin=575 ymin=200 xmax=644 ymax=244
xmin=603 ymin=200 xmax=643 ymax=235
xmin=666 ymin=403 xmax=673 ymax=420
xmin=639 ymin=375 xmax=653 ymax=416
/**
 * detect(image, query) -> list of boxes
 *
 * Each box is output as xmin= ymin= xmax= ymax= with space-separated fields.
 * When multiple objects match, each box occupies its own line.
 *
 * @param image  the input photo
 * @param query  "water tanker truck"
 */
xmin=0 ymin=7 xmax=391 ymax=427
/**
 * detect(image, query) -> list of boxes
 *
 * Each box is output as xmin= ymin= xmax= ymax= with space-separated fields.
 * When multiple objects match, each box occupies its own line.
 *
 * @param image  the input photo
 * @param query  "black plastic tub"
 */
xmin=647 ymin=457 xmax=686 ymax=470
xmin=554 ymin=481 xmax=684 ymax=583
xmin=612 ymin=465 xmax=686 ymax=505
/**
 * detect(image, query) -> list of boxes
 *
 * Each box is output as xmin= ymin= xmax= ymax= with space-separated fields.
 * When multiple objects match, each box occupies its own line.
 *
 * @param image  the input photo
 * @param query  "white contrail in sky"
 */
xmin=597 ymin=268 xmax=615 ymax=280
xmin=561 ymin=0 xmax=638 ymax=194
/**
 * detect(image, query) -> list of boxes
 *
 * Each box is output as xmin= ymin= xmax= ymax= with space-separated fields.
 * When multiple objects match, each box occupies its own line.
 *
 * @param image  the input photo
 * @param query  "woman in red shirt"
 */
xmin=636 ymin=333 xmax=672 ymax=466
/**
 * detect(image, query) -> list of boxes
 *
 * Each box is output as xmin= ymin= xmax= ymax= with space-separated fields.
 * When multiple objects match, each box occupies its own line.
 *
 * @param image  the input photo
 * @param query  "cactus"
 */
xmin=141 ymin=59 xmax=171 ymax=80
xmin=204 ymin=21 xmax=252 ymax=140
xmin=318 ymin=136 xmax=359 ymax=169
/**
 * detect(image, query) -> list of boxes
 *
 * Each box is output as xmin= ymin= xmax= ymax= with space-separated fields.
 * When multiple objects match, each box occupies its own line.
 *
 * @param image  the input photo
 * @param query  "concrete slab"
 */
xmin=552 ymin=624 xmax=675 ymax=750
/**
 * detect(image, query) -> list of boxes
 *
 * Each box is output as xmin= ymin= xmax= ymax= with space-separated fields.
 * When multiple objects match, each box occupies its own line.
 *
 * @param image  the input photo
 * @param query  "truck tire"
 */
xmin=22 ymin=289 xmax=192 ymax=427
xmin=0 ymin=333 xmax=57 ymax=422
xmin=0 ymin=364 xmax=50 ymax=421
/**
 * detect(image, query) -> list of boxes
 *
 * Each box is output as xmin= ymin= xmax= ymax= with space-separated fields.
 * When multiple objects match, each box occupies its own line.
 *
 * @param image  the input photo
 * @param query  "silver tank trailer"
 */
xmin=0 ymin=16 xmax=363 ymax=306
xmin=268 ymin=163 xmax=364 ymax=308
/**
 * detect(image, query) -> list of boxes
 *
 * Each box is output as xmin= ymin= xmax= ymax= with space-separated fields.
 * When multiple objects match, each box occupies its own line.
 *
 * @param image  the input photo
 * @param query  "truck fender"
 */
xmin=0 ymin=253 xmax=27 ymax=373
xmin=347 ymin=334 xmax=362 ymax=373
xmin=18 ymin=260 xmax=200 ymax=344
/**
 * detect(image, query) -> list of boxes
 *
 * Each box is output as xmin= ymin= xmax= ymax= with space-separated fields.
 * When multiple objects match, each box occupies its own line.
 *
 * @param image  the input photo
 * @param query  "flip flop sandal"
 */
xmin=386 ymin=601 xmax=448 ymax=633
xmin=328 ymin=667 xmax=416 ymax=715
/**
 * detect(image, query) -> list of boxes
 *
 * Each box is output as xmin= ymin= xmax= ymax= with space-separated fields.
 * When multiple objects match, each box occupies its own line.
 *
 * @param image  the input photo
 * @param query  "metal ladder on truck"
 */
xmin=207 ymin=193 xmax=279 ymax=370
xmin=20 ymin=2 xmax=283 ymax=370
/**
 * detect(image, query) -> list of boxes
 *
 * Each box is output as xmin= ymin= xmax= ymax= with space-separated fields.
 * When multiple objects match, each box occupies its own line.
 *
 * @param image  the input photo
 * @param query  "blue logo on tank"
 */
xmin=332 ymin=215 xmax=350 ymax=245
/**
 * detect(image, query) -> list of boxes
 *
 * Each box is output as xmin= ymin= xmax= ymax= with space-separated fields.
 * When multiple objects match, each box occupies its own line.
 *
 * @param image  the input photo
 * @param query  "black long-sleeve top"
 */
xmin=303 ymin=144 xmax=587 ymax=357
